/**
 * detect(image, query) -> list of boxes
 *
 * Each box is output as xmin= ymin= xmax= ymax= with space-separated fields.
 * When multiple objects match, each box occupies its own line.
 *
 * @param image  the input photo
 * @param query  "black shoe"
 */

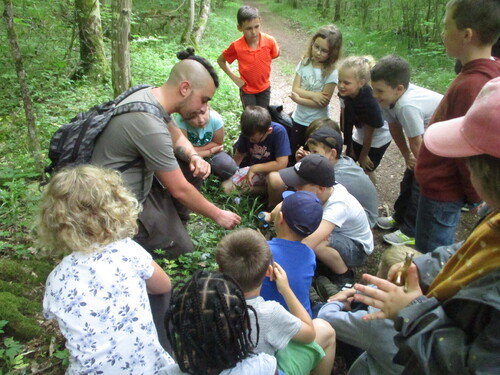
xmin=331 ymin=269 xmax=355 ymax=288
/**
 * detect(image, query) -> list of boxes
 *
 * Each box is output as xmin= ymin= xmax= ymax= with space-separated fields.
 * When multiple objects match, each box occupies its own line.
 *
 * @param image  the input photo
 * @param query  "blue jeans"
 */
xmin=415 ymin=194 xmax=462 ymax=253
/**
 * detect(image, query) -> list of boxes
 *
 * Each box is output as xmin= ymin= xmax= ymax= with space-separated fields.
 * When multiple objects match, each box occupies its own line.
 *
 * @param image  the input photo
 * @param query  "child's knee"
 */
xmin=313 ymin=318 xmax=336 ymax=347
xmin=267 ymin=171 xmax=285 ymax=190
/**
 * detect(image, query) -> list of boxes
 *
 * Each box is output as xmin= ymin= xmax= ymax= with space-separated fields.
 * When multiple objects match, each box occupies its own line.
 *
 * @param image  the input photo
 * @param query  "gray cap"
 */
xmin=279 ymin=154 xmax=335 ymax=187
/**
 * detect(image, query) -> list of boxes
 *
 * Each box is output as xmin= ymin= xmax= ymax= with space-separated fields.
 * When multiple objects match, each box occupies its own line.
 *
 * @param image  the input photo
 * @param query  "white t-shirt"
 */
xmin=165 ymin=353 xmax=277 ymax=375
xmin=323 ymin=183 xmax=374 ymax=254
xmin=246 ymin=296 xmax=302 ymax=355
xmin=43 ymin=238 xmax=174 ymax=374
xmin=382 ymin=83 xmax=443 ymax=138
xmin=352 ymin=120 xmax=392 ymax=148
xmin=292 ymin=61 xmax=339 ymax=126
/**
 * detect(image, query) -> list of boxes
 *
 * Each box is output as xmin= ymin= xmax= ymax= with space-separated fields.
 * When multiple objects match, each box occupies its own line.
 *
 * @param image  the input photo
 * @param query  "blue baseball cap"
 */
xmin=281 ymin=191 xmax=323 ymax=237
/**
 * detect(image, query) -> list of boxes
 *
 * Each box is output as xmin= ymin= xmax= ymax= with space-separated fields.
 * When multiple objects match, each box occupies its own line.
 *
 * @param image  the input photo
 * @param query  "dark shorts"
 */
xmin=352 ymin=140 xmax=391 ymax=170
xmin=329 ymin=232 xmax=367 ymax=268
xmin=240 ymin=87 xmax=271 ymax=109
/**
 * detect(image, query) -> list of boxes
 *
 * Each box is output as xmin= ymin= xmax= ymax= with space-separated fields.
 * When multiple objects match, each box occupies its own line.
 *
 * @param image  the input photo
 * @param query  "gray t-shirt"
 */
xmin=335 ymin=156 xmax=378 ymax=228
xmin=246 ymin=296 xmax=301 ymax=355
xmin=382 ymin=83 xmax=443 ymax=138
xmin=91 ymin=87 xmax=178 ymax=201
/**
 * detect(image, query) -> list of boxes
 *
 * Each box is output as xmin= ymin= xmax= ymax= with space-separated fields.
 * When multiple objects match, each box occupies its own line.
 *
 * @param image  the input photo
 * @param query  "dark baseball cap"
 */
xmin=281 ymin=191 xmax=323 ymax=237
xmin=279 ymin=154 xmax=336 ymax=187
xmin=308 ymin=128 xmax=343 ymax=155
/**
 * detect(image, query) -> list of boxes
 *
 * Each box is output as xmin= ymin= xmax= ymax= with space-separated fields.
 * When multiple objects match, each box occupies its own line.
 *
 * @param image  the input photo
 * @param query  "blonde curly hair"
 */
xmin=36 ymin=165 xmax=141 ymax=255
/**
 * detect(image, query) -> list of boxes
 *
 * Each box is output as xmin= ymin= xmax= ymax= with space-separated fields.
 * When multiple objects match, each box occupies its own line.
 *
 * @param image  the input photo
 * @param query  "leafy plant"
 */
xmin=0 ymin=322 xmax=29 ymax=374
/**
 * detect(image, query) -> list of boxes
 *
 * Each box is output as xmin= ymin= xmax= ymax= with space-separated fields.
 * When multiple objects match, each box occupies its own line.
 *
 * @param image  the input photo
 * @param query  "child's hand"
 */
xmin=289 ymin=92 xmax=300 ymax=102
xmin=311 ymin=92 xmax=330 ymax=107
xmin=295 ymin=146 xmax=309 ymax=161
xmin=272 ymin=262 xmax=291 ymax=295
xmin=327 ymin=288 xmax=356 ymax=303
xmin=234 ymin=77 xmax=246 ymax=89
xmin=245 ymin=166 xmax=256 ymax=186
xmin=404 ymin=154 xmax=416 ymax=170
xmin=359 ymin=156 xmax=375 ymax=172
xmin=210 ymin=145 xmax=224 ymax=155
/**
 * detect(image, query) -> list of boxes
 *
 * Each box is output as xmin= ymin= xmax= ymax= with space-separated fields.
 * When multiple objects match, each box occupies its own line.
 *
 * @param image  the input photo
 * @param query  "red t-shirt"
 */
xmin=222 ymin=32 xmax=279 ymax=94
xmin=416 ymin=58 xmax=500 ymax=203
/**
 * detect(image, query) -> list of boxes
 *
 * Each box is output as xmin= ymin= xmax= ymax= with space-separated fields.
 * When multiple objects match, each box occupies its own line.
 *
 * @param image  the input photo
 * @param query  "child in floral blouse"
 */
xmin=39 ymin=165 xmax=173 ymax=374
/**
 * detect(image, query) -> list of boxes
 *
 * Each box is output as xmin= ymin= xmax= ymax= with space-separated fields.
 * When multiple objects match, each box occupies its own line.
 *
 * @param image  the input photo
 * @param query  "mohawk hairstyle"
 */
xmin=177 ymin=47 xmax=219 ymax=88
xmin=165 ymin=270 xmax=259 ymax=375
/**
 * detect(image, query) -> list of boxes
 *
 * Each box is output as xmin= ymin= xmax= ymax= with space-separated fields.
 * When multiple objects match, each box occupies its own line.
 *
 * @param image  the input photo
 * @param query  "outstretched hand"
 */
xmin=190 ymin=155 xmax=211 ymax=179
xmin=353 ymin=264 xmax=423 ymax=321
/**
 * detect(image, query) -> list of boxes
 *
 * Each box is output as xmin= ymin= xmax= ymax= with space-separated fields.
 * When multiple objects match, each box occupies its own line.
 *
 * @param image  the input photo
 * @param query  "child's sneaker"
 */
xmin=376 ymin=216 xmax=397 ymax=230
xmin=315 ymin=276 xmax=340 ymax=301
xmin=383 ymin=229 xmax=415 ymax=246
xmin=310 ymin=285 xmax=324 ymax=305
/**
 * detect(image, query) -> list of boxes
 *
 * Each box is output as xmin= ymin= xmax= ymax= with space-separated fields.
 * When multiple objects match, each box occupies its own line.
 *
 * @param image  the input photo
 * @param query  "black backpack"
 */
xmin=45 ymin=84 xmax=170 ymax=175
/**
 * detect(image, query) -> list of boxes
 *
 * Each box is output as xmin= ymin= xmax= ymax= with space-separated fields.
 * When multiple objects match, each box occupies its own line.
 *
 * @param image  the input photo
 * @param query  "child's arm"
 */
xmin=302 ymin=220 xmax=335 ymax=250
xmin=291 ymin=74 xmax=335 ymax=108
xmin=272 ymin=262 xmax=315 ymax=343
xmin=146 ymin=261 xmax=172 ymax=295
xmin=388 ymin=122 xmax=417 ymax=170
xmin=217 ymin=53 xmax=245 ymax=89
xmin=246 ymin=156 xmax=288 ymax=185
xmin=191 ymin=128 xmax=225 ymax=158
xmin=357 ymin=125 xmax=375 ymax=172
xmin=233 ymin=149 xmax=246 ymax=166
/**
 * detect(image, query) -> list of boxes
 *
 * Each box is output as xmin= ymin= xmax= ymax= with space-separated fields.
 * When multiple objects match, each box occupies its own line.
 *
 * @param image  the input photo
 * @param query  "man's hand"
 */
xmin=190 ymin=155 xmax=211 ymax=179
xmin=353 ymin=265 xmax=423 ymax=321
xmin=214 ymin=209 xmax=241 ymax=229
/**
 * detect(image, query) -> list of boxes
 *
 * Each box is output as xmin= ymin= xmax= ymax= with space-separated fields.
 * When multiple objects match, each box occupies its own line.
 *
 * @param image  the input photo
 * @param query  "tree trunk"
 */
xmin=334 ymin=0 xmax=341 ymax=22
xmin=75 ymin=0 xmax=108 ymax=80
xmin=181 ymin=0 xmax=195 ymax=44
xmin=111 ymin=0 xmax=131 ymax=96
xmin=193 ymin=0 xmax=210 ymax=45
xmin=3 ymin=0 xmax=44 ymax=174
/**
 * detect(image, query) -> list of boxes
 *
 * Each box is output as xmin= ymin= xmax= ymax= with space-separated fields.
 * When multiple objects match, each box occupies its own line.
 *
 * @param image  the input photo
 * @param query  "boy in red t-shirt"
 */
xmin=217 ymin=5 xmax=279 ymax=108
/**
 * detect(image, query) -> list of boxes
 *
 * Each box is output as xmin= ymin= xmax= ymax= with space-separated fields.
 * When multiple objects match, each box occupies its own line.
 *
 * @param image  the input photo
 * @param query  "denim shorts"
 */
xmin=329 ymin=232 xmax=367 ymax=267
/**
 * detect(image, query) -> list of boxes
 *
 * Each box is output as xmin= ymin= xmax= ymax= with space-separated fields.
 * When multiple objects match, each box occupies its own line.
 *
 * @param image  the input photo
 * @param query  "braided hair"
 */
xmin=177 ymin=47 xmax=219 ymax=88
xmin=165 ymin=270 xmax=259 ymax=375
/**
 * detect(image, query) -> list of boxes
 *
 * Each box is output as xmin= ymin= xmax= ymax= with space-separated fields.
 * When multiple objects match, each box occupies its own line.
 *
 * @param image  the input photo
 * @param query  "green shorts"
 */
xmin=276 ymin=340 xmax=325 ymax=375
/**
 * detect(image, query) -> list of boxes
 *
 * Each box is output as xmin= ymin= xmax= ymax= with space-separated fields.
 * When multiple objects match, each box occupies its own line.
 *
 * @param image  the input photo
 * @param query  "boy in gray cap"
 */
xmin=279 ymin=154 xmax=373 ymax=285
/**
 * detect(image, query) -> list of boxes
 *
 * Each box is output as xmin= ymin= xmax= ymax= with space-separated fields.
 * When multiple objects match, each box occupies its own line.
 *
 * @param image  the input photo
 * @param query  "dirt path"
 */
xmin=247 ymin=0 xmax=475 ymax=258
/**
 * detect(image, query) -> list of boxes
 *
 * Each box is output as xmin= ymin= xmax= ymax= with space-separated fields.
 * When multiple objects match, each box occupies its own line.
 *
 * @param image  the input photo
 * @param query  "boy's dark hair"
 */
xmin=447 ymin=0 xmax=500 ymax=45
xmin=165 ymin=270 xmax=258 ymax=374
xmin=240 ymin=105 xmax=272 ymax=138
xmin=177 ymin=47 xmax=219 ymax=88
xmin=216 ymin=229 xmax=272 ymax=292
xmin=237 ymin=5 xmax=260 ymax=25
xmin=371 ymin=55 xmax=411 ymax=89
xmin=467 ymin=154 xmax=500 ymax=205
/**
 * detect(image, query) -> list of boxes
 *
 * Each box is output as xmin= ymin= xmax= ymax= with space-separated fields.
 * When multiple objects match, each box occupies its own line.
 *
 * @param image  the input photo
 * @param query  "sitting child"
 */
xmin=222 ymin=105 xmax=291 ymax=194
xmin=260 ymin=191 xmax=324 ymax=316
xmin=338 ymin=56 xmax=392 ymax=184
xmin=217 ymin=228 xmax=335 ymax=375
xmin=317 ymin=245 xmax=422 ymax=375
xmin=164 ymin=270 xmax=279 ymax=374
xmin=40 ymin=165 xmax=173 ymax=374
xmin=279 ymin=154 xmax=373 ymax=286
xmin=173 ymin=107 xmax=237 ymax=180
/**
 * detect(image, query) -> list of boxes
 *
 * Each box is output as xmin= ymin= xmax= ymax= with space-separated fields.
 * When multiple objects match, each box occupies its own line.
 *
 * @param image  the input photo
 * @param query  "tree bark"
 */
xmin=3 ymin=0 xmax=44 ymax=174
xmin=334 ymin=0 xmax=341 ymax=21
xmin=193 ymin=0 xmax=210 ymax=45
xmin=181 ymin=0 xmax=195 ymax=44
xmin=75 ymin=0 xmax=108 ymax=80
xmin=111 ymin=0 xmax=131 ymax=96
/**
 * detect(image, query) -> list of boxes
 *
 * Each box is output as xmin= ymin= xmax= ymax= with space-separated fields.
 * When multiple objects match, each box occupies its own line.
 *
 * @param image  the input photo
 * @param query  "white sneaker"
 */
xmin=383 ymin=230 xmax=415 ymax=246
xmin=376 ymin=216 xmax=397 ymax=230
